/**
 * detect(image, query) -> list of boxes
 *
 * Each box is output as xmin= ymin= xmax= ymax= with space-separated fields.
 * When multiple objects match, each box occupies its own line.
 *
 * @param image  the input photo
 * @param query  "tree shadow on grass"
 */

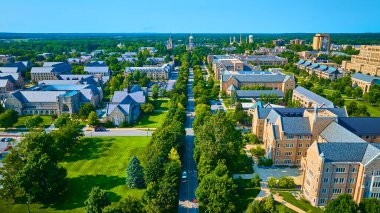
xmin=44 ymin=175 xmax=124 ymax=211
xmin=64 ymin=137 xmax=115 ymax=162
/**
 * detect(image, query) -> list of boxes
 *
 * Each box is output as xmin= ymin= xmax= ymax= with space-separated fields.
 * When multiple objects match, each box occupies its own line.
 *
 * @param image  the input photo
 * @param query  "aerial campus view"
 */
xmin=0 ymin=0 xmax=380 ymax=213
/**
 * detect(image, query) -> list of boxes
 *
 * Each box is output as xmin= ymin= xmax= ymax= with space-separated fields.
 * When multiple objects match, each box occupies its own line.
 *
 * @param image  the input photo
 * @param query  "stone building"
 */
xmin=351 ymin=72 xmax=380 ymax=93
xmin=342 ymin=45 xmax=380 ymax=76
xmin=31 ymin=62 xmax=72 ymax=82
xmin=292 ymin=86 xmax=335 ymax=108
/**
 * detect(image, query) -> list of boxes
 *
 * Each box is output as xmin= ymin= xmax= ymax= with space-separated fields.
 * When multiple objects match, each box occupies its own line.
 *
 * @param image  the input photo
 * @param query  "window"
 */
xmin=347 ymin=188 xmax=353 ymax=194
xmin=276 ymin=152 xmax=280 ymax=156
xmin=372 ymin=170 xmax=380 ymax=176
xmin=336 ymin=168 xmax=346 ymax=173
xmin=285 ymin=152 xmax=293 ymax=156
xmin=326 ymin=168 xmax=329 ymax=173
xmin=322 ymin=188 xmax=327 ymax=194
xmin=332 ymin=188 xmax=342 ymax=194
xmin=306 ymin=144 xmax=310 ymax=148
xmin=323 ymin=178 xmax=329 ymax=183
xmin=298 ymin=143 xmax=303 ymax=148
xmin=298 ymin=135 xmax=304 ymax=139
xmin=320 ymin=198 xmax=326 ymax=204
xmin=285 ymin=159 xmax=292 ymax=164
xmin=296 ymin=160 xmax=301 ymax=164
xmin=286 ymin=135 xmax=294 ymax=140
xmin=333 ymin=178 xmax=344 ymax=183
xmin=373 ymin=182 xmax=380 ymax=188
xmin=298 ymin=151 xmax=302 ymax=156
xmin=285 ymin=143 xmax=294 ymax=148
xmin=277 ymin=143 xmax=280 ymax=148
xmin=352 ymin=168 xmax=357 ymax=173
xmin=371 ymin=193 xmax=380 ymax=198
xmin=349 ymin=178 xmax=355 ymax=184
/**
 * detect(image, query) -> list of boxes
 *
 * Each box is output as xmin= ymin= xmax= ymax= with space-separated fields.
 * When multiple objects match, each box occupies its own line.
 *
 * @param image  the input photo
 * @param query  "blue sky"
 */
xmin=1 ymin=0 xmax=380 ymax=33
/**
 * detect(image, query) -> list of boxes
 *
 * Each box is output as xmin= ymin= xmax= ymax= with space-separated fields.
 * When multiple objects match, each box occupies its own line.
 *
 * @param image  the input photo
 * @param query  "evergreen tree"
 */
xmin=230 ymin=90 xmax=237 ymax=106
xmin=126 ymin=156 xmax=145 ymax=189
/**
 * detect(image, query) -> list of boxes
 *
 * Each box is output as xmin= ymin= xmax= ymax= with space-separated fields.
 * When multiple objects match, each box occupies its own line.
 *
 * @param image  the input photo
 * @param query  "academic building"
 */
xmin=342 ymin=45 xmax=380 ymax=76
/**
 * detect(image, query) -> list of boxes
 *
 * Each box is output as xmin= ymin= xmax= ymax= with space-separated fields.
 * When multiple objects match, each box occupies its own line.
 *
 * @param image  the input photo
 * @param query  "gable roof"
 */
xmin=319 ymin=121 xmax=366 ymax=143
xmin=281 ymin=117 xmax=311 ymax=135
xmin=317 ymin=143 xmax=370 ymax=163
xmin=0 ymin=67 xmax=20 ymax=73
xmin=294 ymin=86 xmax=335 ymax=108
xmin=338 ymin=117 xmax=380 ymax=136
xmin=111 ymin=91 xmax=145 ymax=104
xmin=106 ymin=103 xmax=131 ymax=116
xmin=10 ymin=91 xmax=66 ymax=103
xmin=352 ymin=73 xmax=380 ymax=83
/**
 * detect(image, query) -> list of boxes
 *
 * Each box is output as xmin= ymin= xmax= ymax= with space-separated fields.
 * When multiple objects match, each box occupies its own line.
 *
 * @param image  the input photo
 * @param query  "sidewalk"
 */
xmin=245 ymin=146 xmax=306 ymax=213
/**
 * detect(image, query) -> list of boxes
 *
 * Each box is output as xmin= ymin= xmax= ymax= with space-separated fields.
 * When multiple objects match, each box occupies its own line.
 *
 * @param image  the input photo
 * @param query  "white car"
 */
xmin=182 ymin=171 xmax=187 ymax=179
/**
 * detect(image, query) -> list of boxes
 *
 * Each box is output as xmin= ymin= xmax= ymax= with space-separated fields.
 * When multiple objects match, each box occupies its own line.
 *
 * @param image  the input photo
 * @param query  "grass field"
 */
xmin=133 ymin=111 xmax=168 ymax=128
xmin=234 ymin=179 xmax=260 ymax=212
xmin=278 ymin=191 xmax=323 ymax=213
xmin=13 ymin=115 xmax=53 ymax=128
xmin=0 ymin=136 xmax=150 ymax=212
xmin=345 ymin=99 xmax=380 ymax=117
xmin=152 ymin=98 xmax=170 ymax=111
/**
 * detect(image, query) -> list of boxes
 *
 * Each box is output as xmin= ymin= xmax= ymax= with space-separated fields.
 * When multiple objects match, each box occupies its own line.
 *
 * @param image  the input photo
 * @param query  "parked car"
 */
xmin=5 ymin=138 xmax=12 ymax=142
xmin=94 ymin=126 xmax=106 ymax=132
xmin=0 ymin=138 xmax=5 ymax=142
xmin=182 ymin=171 xmax=187 ymax=179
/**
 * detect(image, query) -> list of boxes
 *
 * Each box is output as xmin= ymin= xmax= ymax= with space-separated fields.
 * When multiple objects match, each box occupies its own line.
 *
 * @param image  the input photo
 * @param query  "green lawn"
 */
xmin=152 ymin=98 xmax=170 ymax=111
xmin=234 ymin=179 xmax=261 ymax=212
xmin=345 ymin=99 xmax=380 ymax=117
xmin=13 ymin=115 xmax=53 ymax=128
xmin=278 ymin=191 xmax=323 ymax=213
xmin=0 ymin=136 xmax=150 ymax=212
xmin=133 ymin=111 xmax=168 ymax=128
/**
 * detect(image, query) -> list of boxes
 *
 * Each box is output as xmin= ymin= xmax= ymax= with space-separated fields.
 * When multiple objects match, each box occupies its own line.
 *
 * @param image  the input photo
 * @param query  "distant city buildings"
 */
xmin=342 ymin=45 xmax=380 ymax=76
xmin=31 ymin=62 xmax=72 ymax=82
xmin=167 ymin=33 xmax=173 ymax=49
xmin=84 ymin=61 xmax=110 ymax=76
xmin=312 ymin=33 xmax=331 ymax=51
xmin=290 ymin=39 xmax=306 ymax=45
xmin=272 ymin=39 xmax=285 ymax=46
xmin=125 ymin=63 xmax=174 ymax=80
xmin=249 ymin=35 xmax=254 ymax=43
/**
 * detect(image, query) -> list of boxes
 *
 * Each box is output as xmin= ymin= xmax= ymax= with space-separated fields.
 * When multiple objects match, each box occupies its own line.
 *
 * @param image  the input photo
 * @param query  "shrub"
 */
xmin=250 ymin=146 xmax=265 ymax=157
xmin=258 ymin=157 xmax=273 ymax=167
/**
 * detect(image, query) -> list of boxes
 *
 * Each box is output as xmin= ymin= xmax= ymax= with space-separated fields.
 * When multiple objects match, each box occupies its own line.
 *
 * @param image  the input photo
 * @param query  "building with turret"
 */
xmin=167 ymin=33 xmax=173 ymax=49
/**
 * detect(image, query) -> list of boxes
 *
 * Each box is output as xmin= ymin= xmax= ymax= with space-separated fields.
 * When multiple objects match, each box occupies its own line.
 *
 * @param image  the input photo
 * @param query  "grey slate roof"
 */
xmin=294 ymin=86 xmax=335 ymax=108
xmin=352 ymin=73 xmax=380 ymax=83
xmin=111 ymin=91 xmax=145 ymax=104
xmin=86 ymin=61 xmax=107 ymax=67
xmin=11 ymin=91 xmax=66 ymax=103
xmin=0 ymin=79 xmax=10 ymax=87
xmin=317 ymin=143 xmax=370 ymax=163
xmin=236 ymin=90 xmax=284 ymax=99
xmin=281 ymin=117 xmax=311 ymax=135
xmin=0 ymin=67 xmax=20 ymax=73
xmin=257 ymin=108 xmax=272 ymax=119
xmin=84 ymin=66 xmax=110 ymax=74
xmin=106 ymin=104 xmax=131 ymax=116
xmin=338 ymin=117 xmax=380 ymax=136
xmin=319 ymin=122 xmax=366 ymax=143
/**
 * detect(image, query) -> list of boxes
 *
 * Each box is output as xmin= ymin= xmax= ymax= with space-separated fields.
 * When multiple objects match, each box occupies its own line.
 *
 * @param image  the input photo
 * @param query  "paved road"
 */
xmin=178 ymin=69 xmax=199 ymax=212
